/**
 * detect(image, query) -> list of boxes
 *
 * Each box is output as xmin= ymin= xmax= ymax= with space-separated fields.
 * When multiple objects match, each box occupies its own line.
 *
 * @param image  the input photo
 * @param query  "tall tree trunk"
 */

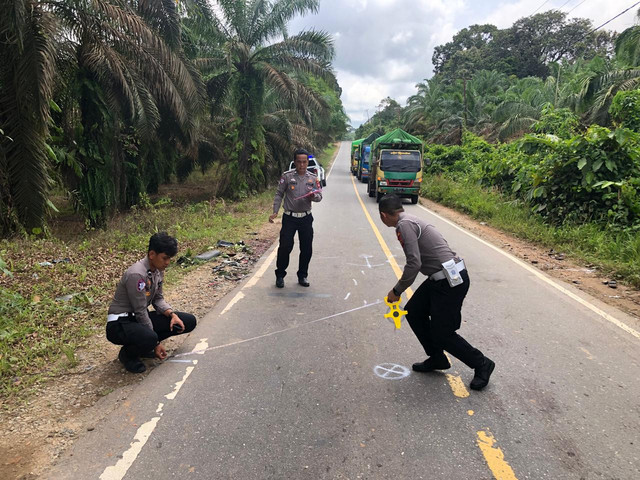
xmin=235 ymin=70 xmax=265 ymax=191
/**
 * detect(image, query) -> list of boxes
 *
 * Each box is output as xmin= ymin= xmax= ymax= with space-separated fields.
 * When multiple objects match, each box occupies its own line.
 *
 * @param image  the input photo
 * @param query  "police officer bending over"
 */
xmin=379 ymin=195 xmax=495 ymax=390
xmin=106 ymin=232 xmax=197 ymax=373
xmin=269 ymin=148 xmax=322 ymax=288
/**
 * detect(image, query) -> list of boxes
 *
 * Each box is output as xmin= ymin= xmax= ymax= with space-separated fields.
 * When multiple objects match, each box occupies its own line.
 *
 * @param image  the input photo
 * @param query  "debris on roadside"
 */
xmin=38 ymin=258 xmax=71 ymax=267
xmin=55 ymin=294 xmax=76 ymax=302
xmin=195 ymin=250 xmax=221 ymax=261
xmin=211 ymin=255 xmax=253 ymax=281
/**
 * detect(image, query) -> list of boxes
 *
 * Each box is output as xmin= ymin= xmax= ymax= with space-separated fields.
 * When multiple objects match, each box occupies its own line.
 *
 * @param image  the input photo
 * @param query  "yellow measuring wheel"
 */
xmin=384 ymin=297 xmax=408 ymax=329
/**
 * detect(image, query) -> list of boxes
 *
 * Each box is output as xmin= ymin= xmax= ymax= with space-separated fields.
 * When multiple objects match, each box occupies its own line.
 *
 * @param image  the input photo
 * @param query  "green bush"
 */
xmin=610 ymin=90 xmax=640 ymax=132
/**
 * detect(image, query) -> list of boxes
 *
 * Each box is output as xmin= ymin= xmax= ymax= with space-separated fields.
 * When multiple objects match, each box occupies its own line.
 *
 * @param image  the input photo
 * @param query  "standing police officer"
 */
xmin=269 ymin=149 xmax=322 ymax=288
xmin=106 ymin=232 xmax=197 ymax=373
xmin=379 ymin=195 xmax=495 ymax=391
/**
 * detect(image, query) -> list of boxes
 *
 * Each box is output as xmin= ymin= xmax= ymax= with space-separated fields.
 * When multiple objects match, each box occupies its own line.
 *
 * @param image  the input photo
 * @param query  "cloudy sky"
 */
xmin=287 ymin=0 xmax=639 ymax=127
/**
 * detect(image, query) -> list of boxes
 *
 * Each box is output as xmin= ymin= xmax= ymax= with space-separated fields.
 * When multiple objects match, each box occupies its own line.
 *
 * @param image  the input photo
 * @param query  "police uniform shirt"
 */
xmin=394 ymin=212 xmax=458 ymax=294
xmin=273 ymin=171 xmax=322 ymax=214
xmin=107 ymin=257 xmax=172 ymax=330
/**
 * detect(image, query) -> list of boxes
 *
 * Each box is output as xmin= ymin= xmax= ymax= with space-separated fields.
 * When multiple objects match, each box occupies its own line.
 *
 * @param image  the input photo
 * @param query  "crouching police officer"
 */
xmin=379 ymin=195 xmax=495 ymax=391
xmin=106 ymin=232 xmax=197 ymax=373
xmin=269 ymin=148 xmax=322 ymax=288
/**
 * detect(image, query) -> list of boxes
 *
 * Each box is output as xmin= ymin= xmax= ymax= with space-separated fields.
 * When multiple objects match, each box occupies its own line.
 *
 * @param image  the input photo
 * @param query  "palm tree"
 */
xmin=55 ymin=0 xmax=205 ymax=221
xmin=568 ymin=18 xmax=640 ymax=126
xmin=493 ymin=76 xmax=556 ymax=140
xmin=1 ymin=0 xmax=207 ymax=231
xmin=1 ymin=0 xmax=59 ymax=233
xmin=193 ymin=0 xmax=335 ymax=191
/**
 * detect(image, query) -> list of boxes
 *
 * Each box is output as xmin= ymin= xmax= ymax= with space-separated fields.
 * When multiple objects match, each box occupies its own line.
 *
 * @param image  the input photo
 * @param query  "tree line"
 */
xmin=0 ymin=0 xmax=348 ymax=236
xmin=355 ymin=10 xmax=640 ymax=232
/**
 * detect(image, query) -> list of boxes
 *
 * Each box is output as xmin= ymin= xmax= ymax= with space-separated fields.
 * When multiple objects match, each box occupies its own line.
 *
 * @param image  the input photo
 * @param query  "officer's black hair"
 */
xmin=379 ymin=195 xmax=404 ymax=214
xmin=293 ymin=148 xmax=309 ymax=160
xmin=148 ymin=232 xmax=178 ymax=257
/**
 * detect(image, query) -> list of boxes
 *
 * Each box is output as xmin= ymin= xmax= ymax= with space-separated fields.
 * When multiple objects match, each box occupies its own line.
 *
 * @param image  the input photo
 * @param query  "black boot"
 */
xmin=118 ymin=347 xmax=146 ymax=373
xmin=470 ymin=357 xmax=495 ymax=390
xmin=412 ymin=355 xmax=451 ymax=372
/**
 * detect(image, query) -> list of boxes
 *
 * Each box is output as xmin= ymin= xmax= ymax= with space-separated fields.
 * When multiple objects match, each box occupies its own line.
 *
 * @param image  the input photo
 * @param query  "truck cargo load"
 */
xmin=367 ymin=128 xmax=423 ymax=204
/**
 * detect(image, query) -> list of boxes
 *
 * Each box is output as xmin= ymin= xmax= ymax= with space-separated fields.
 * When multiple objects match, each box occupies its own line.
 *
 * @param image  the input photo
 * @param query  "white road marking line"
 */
xmin=417 ymin=203 xmax=640 ymax=340
xmin=220 ymin=291 xmax=245 ymax=315
xmin=99 ymin=416 xmax=161 ymax=480
xmin=244 ymin=249 xmax=277 ymax=288
xmin=165 ymin=366 xmax=195 ymax=400
xmin=327 ymin=142 xmax=345 ymax=179
xmin=191 ymin=339 xmax=208 ymax=355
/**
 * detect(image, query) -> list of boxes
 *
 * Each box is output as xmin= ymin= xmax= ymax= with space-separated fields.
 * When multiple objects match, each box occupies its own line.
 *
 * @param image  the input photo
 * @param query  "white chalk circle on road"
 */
xmin=374 ymin=363 xmax=411 ymax=380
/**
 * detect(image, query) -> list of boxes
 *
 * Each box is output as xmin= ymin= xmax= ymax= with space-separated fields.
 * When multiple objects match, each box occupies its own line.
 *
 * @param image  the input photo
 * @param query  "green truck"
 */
xmin=350 ymin=138 xmax=363 ymax=175
xmin=355 ymin=132 xmax=379 ymax=183
xmin=367 ymin=128 xmax=423 ymax=204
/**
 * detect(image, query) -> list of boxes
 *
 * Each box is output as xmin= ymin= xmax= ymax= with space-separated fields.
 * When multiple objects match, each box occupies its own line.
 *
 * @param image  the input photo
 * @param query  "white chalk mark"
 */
xmin=172 ymin=300 xmax=383 ymax=358
xmin=374 ymin=363 xmax=410 ymax=380
xmin=346 ymin=262 xmax=386 ymax=268
xmin=352 ymin=279 xmax=358 ymax=286
xmin=165 ymin=366 xmax=195 ymax=400
xmin=344 ymin=292 xmax=351 ymax=300
xmin=363 ymin=300 xmax=368 ymax=305
xmin=361 ymin=270 xmax=365 ymax=276
xmin=99 ymin=416 xmax=160 ymax=480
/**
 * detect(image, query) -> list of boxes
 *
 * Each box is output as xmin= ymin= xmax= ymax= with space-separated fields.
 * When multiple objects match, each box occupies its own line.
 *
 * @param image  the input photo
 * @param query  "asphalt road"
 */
xmin=48 ymin=142 xmax=640 ymax=480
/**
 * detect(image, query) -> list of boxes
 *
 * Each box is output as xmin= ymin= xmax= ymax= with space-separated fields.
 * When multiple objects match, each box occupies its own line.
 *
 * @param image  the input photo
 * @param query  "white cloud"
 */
xmin=482 ymin=0 xmax=638 ymax=33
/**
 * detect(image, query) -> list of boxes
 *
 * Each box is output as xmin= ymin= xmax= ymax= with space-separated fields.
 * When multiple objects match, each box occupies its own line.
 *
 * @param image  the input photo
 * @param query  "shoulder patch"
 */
xmin=396 ymin=230 xmax=405 ymax=247
xmin=279 ymin=177 xmax=285 ymax=184
xmin=137 ymin=278 xmax=146 ymax=292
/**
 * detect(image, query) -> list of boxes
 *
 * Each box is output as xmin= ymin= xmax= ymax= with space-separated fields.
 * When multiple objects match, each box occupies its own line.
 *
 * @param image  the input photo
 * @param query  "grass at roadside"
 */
xmin=421 ymin=175 xmax=640 ymax=288
xmin=0 ymin=188 xmax=274 ymax=400
xmin=317 ymin=142 xmax=340 ymax=172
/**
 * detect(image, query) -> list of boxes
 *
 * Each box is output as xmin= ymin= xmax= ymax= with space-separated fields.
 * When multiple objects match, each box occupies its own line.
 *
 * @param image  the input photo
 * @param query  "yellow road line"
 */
xmin=445 ymin=374 xmax=470 ymax=398
xmin=350 ymin=175 xmax=412 ymax=298
xmin=477 ymin=430 xmax=518 ymax=480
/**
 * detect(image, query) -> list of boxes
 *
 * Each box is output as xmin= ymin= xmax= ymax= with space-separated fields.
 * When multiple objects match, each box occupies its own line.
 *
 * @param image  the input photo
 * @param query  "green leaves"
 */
xmin=577 ymin=158 xmax=588 ymax=170
xmin=0 ymin=256 xmax=12 ymax=277
xmin=426 ymin=125 xmax=640 ymax=228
